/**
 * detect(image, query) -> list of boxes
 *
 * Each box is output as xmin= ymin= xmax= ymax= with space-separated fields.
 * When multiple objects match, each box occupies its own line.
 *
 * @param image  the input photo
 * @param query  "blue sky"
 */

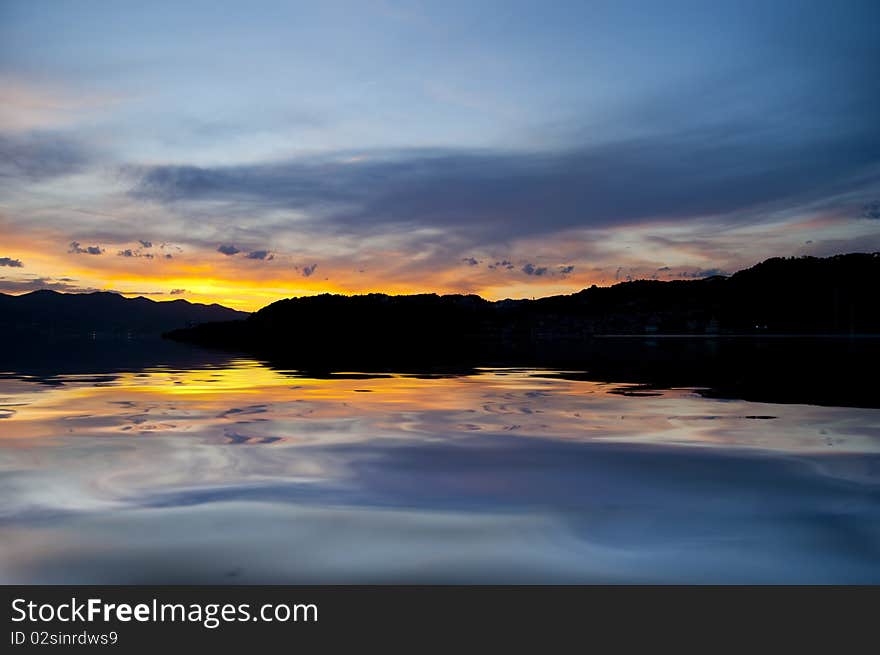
xmin=1 ymin=0 xmax=878 ymax=309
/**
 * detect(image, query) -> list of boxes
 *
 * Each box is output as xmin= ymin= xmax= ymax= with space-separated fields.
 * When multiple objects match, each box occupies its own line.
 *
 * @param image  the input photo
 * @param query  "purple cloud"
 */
xmin=69 ymin=241 xmax=103 ymax=255
xmin=522 ymin=263 xmax=548 ymax=276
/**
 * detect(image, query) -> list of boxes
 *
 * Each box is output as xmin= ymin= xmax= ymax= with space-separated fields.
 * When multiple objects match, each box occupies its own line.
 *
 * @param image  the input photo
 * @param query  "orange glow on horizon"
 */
xmin=7 ymin=209 xmax=858 ymax=311
xmin=0 ymin=235 xmax=609 ymax=311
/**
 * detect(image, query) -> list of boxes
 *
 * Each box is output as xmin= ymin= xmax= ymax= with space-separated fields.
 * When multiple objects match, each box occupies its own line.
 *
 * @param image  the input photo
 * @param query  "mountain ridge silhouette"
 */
xmin=0 ymin=289 xmax=249 ymax=338
xmin=162 ymin=253 xmax=880 ymax=367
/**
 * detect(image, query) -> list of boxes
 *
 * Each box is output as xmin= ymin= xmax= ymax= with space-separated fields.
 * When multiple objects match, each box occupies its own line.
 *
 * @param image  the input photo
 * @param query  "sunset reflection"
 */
xmin=2 ymin=361 xmax=880 ymax=584
xmin=3 ymin=363 xmax=879 ymax=454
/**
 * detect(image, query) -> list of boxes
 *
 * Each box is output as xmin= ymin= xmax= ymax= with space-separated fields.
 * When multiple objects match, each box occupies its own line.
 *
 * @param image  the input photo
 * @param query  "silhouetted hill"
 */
xmin=165 ymin=253 xmax=880 ymax=368
xmin=0 ymin=290 xmax=248 ymax=339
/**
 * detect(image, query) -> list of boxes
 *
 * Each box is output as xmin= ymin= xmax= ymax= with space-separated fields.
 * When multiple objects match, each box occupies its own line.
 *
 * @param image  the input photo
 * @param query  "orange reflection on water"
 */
xmin=1 ymin=362 xmax=879 ymax=455
xmin=2 ymin=360 xmax=880 ymax=584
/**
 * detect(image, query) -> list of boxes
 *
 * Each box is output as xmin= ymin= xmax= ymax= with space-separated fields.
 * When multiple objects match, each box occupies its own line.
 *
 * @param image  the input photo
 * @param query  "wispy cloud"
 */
xmin=127 ymin=119 xmax=880 ymax=248
xmin=0 ymin=131 xmax=93 ymax=183
xmin=0 ymin=79 xmax=124 ymax=132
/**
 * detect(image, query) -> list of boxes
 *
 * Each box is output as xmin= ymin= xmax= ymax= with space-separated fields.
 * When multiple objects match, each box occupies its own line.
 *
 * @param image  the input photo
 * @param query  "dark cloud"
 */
xmin=69 ymin=241 xmax=103 ymax=255
xmin=862 ymin=202 xmax=880 ymax=220
xmin=245 ymin=250 xmax=273 ymax=260
xmin=301 ymin=264 xmax=317 ymax=277
xmin=117 ymin=247 xmax=157 ymax=259
xmin=217 ymin=244 xmax=240 ymax=256
xmin=139 ymin=240 xmax=153 ymax=248
xmin=0 ymin=276 xmax=165 ymax=295
xmin=116 ymin=20 xmax=880 ymax=251
xmin=522 ymin=263 xmax=548 ymax=276
xmin=517 ymin=262 xmax=574 ymax=277
xmin=0 ymin=131 xmax=92 ymax=182
xmin=461 ymin=257 xmax=479 ymax=266
xmin=0 ymin=257 xmax=23 ymax=267
xmin=169 ymin=288 xmax=186 ymax=295
xmin=488 ymin=260 xmax=514 ymax=270
xmin=679 ymin=268 xmax=728 ymax=279
xmin=0 ymin=274 xmax=170 ymax=296
xmin=127 ymin=111 xmax=880 ymax=245
xmin=0 ymin=276 xmax=99 ymax=294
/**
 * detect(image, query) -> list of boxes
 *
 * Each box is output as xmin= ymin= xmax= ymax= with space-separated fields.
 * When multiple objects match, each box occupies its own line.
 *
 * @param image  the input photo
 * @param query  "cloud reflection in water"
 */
xmin=1 ymin=361 xmax=879 ymax=583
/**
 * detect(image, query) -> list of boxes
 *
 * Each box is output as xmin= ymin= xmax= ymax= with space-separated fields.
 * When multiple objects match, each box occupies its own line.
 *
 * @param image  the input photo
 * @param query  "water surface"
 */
xmin=1 ymin=344 xmax=879 ymax=583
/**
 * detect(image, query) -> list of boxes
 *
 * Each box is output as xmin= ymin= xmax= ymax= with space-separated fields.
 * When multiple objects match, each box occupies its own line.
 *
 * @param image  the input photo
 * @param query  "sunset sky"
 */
xmin=1 ymin=0 xmax=879 ymax=311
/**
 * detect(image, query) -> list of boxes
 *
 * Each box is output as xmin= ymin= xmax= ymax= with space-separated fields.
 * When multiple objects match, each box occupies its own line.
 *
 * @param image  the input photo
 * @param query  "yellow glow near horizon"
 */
xmin=0 ymin=220 xmax=620 ymax=311
xmin=0 ymin=246 xmax=606 ymax=312
xmin=7 ymin=210 xmax=850 ymax=311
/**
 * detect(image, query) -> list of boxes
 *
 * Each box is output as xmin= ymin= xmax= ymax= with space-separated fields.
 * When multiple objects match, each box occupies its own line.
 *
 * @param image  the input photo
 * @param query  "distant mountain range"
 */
xmin=165 ymin=253 xmax=880 ymax=368
xmin=0 ymin=289 xmax=248 ymax=339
